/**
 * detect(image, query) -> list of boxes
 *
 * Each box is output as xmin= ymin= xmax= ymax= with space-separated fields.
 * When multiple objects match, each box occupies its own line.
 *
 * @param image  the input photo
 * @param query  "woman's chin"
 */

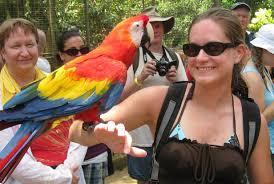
xmin=18 ymin=63 xmax=36 ymax=71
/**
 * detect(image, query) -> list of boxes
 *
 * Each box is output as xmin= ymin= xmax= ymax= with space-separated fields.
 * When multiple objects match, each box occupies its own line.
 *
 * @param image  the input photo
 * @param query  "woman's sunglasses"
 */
xmin=183 ymin=42 xmax=237 ymax=57
xmin=62 ymin=46 xmax=90 ymax=56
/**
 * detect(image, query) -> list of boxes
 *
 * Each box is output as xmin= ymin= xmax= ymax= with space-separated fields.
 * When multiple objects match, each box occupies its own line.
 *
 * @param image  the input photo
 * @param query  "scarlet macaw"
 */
xmin=0 ymin=14 xmax=152 ymax=182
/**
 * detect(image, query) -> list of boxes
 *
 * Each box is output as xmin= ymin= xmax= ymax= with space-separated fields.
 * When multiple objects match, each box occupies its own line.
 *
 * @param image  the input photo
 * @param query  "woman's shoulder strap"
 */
xmin=153 ymin=81 xmax=189 ymax=151
xmin=150 ymin=81 xmax=190 ymax=182
xmin=241 ymin=98 xmax=261 ymax=163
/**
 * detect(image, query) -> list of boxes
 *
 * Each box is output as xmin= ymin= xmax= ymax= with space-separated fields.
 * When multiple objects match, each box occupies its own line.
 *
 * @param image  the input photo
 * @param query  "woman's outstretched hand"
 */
xmin=94 ymin=121 xmax=147 ymax=158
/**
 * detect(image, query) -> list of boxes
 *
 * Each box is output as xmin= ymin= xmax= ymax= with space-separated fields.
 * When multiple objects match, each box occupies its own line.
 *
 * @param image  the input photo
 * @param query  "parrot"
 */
xmin=0 ymin=14 xmax=153 ymax=182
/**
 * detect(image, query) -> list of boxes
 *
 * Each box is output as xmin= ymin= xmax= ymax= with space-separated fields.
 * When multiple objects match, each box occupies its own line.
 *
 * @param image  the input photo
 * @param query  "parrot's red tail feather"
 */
xmin=0 ymin=134 xmax=32 ymax=183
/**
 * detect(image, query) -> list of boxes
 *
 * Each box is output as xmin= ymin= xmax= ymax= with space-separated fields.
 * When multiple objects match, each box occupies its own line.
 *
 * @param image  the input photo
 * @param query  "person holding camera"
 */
xmin=120 ymin=6 xmax=187 ymax=184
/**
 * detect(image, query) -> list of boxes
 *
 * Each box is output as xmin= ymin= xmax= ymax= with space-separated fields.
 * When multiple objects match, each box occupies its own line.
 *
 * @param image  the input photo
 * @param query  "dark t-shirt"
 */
xmin=245 ymin=31 xmax=255 ymax=49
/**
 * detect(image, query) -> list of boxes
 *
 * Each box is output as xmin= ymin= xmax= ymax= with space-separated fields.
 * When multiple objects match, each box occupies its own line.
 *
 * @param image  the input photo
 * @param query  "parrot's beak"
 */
xmin=141 ymin=22 xmax=154 ymax=46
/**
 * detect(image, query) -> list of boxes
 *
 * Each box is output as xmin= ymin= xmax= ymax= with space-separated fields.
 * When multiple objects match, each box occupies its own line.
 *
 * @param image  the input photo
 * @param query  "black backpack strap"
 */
xmin=241 ymin=98 xmax=261 ymax=164
xmin=133 ymin=47 xmax=140 ymax=74
xmin=164 ymin=46 xmax=179 ymax=69
xmin=150 ymin=81 xmax=192 ymax=182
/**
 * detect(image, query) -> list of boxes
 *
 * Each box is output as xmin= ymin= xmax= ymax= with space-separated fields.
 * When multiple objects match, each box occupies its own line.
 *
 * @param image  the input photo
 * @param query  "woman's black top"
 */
xmin=157 ymin=95 xmax=246 ymax=184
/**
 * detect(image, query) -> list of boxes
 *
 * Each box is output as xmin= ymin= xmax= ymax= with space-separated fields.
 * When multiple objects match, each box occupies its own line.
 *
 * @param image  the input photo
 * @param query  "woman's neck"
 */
xmin=9 ymin=68 xmax=36 ymax=87
xmin=192 ymin=83 xmax=233 ymax=109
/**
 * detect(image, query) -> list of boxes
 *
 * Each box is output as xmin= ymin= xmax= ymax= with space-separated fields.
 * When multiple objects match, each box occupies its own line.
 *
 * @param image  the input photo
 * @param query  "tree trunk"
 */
xmin=142 ymin=0 xmax=145 ymax=9
xmin=16 ymin=0 xmax=25 ymax=17
xmin=212 ymin=0 xmax=221 ymax=7
xmin=47 ymin=0 xmax=58 ymax=69
xmin=83 ymin=0 xmax=91 ymax=47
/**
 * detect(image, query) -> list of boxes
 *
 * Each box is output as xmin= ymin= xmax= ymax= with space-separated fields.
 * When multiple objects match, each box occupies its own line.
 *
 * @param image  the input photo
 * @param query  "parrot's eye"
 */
xmin=133 ymin=22 xmax=141 ymax=29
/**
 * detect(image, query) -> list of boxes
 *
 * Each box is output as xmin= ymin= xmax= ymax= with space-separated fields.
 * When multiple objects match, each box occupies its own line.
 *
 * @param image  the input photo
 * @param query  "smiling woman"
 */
xmin=0 ymin=18 xmax=43 ymax=103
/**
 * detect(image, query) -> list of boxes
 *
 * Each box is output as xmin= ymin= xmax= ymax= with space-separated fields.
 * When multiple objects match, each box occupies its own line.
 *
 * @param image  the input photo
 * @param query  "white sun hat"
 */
xmin=251 ymin=24 xmax=274 ymax=54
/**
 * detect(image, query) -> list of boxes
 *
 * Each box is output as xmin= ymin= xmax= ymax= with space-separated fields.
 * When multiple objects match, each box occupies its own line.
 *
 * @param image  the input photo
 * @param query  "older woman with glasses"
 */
xmin=0 ymin=18 xmax=86 ymax=184
xmin=69 ymin=8 xmax=273 ymax=183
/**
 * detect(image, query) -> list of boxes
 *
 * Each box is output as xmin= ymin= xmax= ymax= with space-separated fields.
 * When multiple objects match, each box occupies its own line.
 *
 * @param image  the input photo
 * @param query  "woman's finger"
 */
xmin=107 ymin=121 xmax=116 ymax=132
xmin=116 ymin=123 xmax=125 ymax=136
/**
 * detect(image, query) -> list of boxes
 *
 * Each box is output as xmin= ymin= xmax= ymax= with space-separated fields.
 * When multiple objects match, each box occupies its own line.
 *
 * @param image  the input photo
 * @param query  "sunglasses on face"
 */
xmin=62 ymin=46 xmax=90 ymax=56
xmin=183 ymin=42 xmax=237 ymax=57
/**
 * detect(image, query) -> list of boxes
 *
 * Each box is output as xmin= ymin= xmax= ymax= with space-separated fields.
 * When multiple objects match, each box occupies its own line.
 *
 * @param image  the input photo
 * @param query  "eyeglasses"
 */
xmin=183 ymin=42 xmax=237 ymax=57
xmin=62 ymin=46 xmax=90 ymax=56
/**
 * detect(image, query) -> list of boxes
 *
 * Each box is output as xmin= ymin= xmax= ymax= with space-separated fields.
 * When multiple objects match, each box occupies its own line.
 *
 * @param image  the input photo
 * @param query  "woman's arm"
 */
xmin=263 ymin=101 xmax=274 ymax=123
xmin=247 ymin=115 xmax=274 ymax=183
xmin=69 ymin=86 xmax=168 ymax=147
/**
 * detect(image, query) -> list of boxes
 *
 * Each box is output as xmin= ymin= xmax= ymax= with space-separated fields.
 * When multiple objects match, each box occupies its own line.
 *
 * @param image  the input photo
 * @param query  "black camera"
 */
xmin=155 ymin=58 xmax=177 ymax=76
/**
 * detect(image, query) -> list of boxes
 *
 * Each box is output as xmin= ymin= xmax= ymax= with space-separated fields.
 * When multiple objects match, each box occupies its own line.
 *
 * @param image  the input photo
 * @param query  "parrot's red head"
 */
xmin=90 ymin=14 xmax=153 ymax=68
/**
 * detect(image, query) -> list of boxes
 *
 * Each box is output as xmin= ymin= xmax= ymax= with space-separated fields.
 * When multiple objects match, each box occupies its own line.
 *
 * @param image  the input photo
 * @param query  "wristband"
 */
xmin=82 ymin=122 xmax=96 ymax=133
xmin=134 ymin=77 xmax=142 ymax=86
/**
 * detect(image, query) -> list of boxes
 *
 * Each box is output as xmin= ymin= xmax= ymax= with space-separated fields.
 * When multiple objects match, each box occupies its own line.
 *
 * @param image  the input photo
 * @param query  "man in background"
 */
xmin=231 ymin=2 xmax=255 ymax=48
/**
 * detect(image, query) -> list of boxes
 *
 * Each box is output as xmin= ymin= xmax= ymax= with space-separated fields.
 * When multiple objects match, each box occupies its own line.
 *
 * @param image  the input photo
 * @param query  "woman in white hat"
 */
xmin=242 ymin=24 xmax=274 ymax=169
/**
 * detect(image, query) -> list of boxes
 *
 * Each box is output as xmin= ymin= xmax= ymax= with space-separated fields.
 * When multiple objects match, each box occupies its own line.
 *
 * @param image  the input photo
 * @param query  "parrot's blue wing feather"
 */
xmin=3 ymin=81 xmax=40 ymax=109
xmin=102 ymin=82 xmax=124 ymax=111
xmin=0 ymin=87 xmax=105 ymax=122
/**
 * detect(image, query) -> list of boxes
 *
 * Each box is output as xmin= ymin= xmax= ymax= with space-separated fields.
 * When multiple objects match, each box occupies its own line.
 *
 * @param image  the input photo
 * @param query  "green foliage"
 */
xmin=0 ymin=0 xmax=273 ymax=63
xmin=156 ymin=0 xmax=212 ymax=47
xmin=55 ymin=0 xmax=84 ymax=34
xmin=249 ymin=8 xmax=274 ymax=32
xmin=52 ymin=0 xmax=213 ymax=48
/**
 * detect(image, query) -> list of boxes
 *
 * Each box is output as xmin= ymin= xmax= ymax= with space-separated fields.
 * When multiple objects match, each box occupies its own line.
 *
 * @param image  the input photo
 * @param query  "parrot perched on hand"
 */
xmin=0 ymin=14 xmax=153 ymax=182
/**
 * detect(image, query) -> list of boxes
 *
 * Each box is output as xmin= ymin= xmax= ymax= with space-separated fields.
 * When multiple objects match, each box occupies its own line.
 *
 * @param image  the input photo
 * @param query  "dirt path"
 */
xmin=106 ymin=167 xmax=137 ymax=184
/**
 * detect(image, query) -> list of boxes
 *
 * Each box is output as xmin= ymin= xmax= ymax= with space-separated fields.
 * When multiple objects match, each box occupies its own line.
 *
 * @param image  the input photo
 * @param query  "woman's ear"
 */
xmin=234 ymin=43 xmax=248 ymax=64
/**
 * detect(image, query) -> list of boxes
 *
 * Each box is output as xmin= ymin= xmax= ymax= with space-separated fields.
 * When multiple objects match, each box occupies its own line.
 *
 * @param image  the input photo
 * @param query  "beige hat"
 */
xmin=141 ymin=6 xmax=175 ymax=34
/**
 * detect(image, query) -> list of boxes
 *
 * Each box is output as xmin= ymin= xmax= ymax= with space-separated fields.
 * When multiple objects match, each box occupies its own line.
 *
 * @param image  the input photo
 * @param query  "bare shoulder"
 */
xmin=242 ymin=69 xmax=264 ymax=88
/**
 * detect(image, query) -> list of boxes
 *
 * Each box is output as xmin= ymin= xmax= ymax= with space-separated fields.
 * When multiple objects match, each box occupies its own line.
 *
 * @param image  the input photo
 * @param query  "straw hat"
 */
xmin=141 ymin=6 xmax=175 ymax=34
xmin=251 ymin=24 xmax=274 ymax=54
